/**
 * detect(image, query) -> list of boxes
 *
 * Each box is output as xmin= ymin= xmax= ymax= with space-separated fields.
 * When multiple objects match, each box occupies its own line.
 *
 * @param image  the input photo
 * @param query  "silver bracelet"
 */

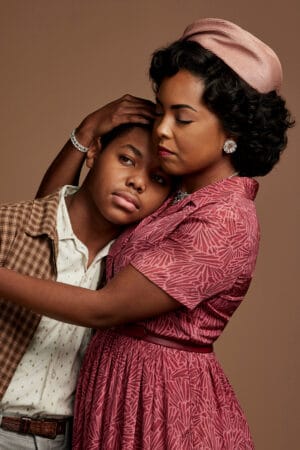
xmin=70 ymin=129 xmax=89 ymax=153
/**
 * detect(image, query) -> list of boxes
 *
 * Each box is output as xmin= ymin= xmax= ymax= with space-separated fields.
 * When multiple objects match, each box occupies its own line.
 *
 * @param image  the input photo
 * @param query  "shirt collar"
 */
xmin=57 ymin=185 xmax=80 ymax=241
xmin=57 ymin=185 xmax=113 ymax=263
xmin=25 ymin=189 xmax=61 ymax=239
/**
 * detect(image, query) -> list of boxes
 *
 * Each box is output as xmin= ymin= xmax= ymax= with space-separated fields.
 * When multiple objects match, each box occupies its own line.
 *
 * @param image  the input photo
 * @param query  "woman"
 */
xmin=0 ymin=18 xmax=293 ymax=449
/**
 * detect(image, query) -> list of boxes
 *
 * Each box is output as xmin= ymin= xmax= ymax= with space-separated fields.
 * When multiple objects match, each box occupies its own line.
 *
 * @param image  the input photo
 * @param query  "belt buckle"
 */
xmin=19 ymin=417 xmax=32 ymax=434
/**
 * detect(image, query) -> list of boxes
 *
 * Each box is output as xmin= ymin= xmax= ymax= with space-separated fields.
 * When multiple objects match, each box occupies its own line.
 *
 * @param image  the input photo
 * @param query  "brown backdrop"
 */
xmin=1 ymin=1 xmax=299 ymax=448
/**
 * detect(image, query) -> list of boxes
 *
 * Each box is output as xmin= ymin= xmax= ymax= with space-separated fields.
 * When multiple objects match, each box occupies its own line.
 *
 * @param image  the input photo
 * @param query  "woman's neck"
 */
xmin=181 ymin=162 xmax=237 ymax=193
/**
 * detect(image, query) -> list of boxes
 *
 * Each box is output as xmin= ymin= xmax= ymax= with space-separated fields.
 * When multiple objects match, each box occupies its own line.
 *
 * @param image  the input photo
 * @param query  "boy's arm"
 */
xmin=36 ymin=95 xmax=155 ymax=198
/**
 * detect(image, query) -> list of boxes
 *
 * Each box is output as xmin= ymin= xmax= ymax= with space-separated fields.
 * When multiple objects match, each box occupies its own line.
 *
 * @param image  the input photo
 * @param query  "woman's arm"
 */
xmin=36 ymin=95 xmax=156 ymax=198
xmin=0 ymin=265 xmax=179 ymax=328
xmin=35 ymin=139 xmax=86 ymax=198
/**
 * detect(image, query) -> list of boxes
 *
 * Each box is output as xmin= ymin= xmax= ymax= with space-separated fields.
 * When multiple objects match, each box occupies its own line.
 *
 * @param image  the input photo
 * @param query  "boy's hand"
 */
xmin=75 ymin=95 xmax=156 ymax=148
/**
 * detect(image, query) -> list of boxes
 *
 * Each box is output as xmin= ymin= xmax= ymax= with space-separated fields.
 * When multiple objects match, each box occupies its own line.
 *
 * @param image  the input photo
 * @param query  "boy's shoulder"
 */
xmin=0 ymin=198 xmax=34 ymax=227
xmin=0 ymin=190 xmax=61 ymax=232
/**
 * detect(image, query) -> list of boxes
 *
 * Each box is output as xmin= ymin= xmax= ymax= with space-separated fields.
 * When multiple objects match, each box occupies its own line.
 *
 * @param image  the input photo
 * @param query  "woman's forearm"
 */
xmin=0 ymin=267 xmax=101 ymax=326
xmin=35 ymin=124 xmax=95 ymax=198
xmin=0 ymin=266 xmax=179 ymax=328
xmin=35 ymin=139 xmax=86 ymax=198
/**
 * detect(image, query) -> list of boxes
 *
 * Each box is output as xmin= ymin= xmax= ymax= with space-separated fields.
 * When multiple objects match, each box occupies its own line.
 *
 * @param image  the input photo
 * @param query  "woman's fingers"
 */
xmin=119 ymin=94 xmax=156 ymax=107
xmin=77 ymin=94 xmax=156 ymax=142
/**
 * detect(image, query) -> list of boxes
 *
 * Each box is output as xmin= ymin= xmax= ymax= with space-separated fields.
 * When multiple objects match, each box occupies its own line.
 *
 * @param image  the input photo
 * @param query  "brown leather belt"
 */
xmin=116 ymin=325 xmax=213 ymax=353
xmin=0 ymin=416 xmax=70 ymax=439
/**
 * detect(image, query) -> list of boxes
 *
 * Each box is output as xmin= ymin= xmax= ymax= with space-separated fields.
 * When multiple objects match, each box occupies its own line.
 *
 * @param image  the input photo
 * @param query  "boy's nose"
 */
xmin=126 ymin=174 xmax=146 ymax=194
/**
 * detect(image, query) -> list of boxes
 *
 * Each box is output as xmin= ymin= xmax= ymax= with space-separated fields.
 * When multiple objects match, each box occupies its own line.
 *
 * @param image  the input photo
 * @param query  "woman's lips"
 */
xmin=112 ymin=192 xmax=140 ymax=212
xmin=157 ymin=145 xmax=175 ymax=157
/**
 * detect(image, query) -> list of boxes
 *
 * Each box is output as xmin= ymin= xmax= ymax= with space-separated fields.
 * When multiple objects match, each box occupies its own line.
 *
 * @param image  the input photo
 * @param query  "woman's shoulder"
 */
xmin=187 ymin=177 xmax=258 ymax=223
xmin=167 ymin=178 xmax=259 ymax=249
xmin=190 ymin=176 xmax=258 ymax=206
xmin=177 ymin=175 xmax=255 ymax=211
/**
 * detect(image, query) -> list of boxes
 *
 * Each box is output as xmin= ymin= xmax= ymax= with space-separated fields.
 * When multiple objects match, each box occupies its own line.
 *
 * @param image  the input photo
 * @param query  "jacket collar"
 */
xmin=24 ymin=190 xmax=61 ymax=241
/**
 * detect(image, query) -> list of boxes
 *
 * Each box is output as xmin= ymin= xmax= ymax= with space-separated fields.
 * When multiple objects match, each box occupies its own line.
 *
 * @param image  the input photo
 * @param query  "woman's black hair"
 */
xmin=149 ymin=40 xmax=294 ymax=177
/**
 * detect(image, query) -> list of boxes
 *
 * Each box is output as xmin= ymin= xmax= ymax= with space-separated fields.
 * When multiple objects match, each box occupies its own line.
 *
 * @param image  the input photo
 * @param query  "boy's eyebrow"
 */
xmin=121 ymin=144 xmax=143 ymax=158
xmin=156 ymin=97 xmax=198 ymax=112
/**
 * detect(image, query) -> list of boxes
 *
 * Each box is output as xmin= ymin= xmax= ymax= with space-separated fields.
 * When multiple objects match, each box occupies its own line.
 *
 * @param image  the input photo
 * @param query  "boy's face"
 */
xmin=83 ymin=127 xmax=172 ymax=225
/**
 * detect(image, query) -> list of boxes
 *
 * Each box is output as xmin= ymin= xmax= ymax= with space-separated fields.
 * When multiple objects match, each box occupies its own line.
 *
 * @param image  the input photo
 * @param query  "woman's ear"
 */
xmin=85 ymin=140 xmax=102 ymax=169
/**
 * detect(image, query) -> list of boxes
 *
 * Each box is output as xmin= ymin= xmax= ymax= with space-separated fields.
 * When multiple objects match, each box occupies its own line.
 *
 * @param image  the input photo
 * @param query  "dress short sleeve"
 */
xmin=130 ymin=205 xmax=257 ymax=310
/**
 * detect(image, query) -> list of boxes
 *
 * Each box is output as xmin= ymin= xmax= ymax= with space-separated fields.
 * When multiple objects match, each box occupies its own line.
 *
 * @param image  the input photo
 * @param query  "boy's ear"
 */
xmin=85 ymin=141 xmax=102 ymax=169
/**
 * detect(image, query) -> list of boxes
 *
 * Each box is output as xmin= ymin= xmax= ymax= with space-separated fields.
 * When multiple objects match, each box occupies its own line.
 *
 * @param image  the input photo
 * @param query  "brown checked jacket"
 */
xmin=0 ymin=191 xmax=60 ymax=400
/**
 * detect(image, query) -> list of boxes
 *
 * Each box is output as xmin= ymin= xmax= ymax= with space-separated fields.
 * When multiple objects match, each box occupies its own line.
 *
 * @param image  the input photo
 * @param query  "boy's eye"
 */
xmin=119 ymin=155 xmax=134 ymax=166
xmin=151 ymin=173 xmax=167 ymax=185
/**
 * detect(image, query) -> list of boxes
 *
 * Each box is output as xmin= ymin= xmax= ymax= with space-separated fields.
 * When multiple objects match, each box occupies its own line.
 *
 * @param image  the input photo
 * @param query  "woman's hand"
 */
xmin=36 ymin=95 xmax=156 ymax=198
xmin=75 ymin=94 xmax=156 ymax=149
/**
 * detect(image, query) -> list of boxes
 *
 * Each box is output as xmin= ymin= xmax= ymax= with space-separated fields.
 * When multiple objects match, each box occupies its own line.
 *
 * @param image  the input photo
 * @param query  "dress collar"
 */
xmin=170 ymin=176 xmax=259 ymax=209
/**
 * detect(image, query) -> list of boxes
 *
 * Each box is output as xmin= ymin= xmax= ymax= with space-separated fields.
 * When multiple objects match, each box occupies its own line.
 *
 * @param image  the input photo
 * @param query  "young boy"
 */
xmin=0 ymin=122 xmax=171 ymax=449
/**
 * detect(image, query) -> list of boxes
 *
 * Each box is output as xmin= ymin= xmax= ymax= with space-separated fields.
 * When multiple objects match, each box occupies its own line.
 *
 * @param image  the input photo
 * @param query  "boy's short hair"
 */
xmin=100 ymin=122 xmax=152 ymax=151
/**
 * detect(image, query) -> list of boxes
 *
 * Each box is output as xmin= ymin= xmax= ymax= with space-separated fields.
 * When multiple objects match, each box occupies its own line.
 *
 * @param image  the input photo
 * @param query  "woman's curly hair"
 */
xmin=149 ymin=40 xmax=294 ymax=177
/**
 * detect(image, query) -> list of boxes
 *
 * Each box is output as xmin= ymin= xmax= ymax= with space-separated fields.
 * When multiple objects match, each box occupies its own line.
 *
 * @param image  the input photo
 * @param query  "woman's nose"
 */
xmin=154 ymin=115 xmax=172 ymax=140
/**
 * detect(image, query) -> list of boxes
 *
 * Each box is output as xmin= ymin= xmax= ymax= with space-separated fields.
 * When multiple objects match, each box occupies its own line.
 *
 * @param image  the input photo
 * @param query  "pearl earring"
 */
xmin=223 ymin=139 xmax=237 ymax=154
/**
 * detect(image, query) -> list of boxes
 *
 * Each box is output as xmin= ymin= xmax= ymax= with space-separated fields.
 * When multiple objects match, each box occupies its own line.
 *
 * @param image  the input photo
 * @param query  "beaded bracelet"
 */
xmin=70 ymin=129 xmax=89 ymax=153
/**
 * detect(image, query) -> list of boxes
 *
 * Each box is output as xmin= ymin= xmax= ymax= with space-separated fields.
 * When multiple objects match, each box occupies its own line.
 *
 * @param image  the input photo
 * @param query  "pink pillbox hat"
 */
xmin=181 ymin=18 xmax=282 ymax=93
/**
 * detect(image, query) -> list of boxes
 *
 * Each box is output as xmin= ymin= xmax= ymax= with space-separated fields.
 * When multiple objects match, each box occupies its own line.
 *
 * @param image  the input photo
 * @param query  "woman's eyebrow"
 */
xmin=171 ymin=104 xmax=198 ymax=112
xmin=121 ymin=144 xmax=143 ymax=158
xmin=156 ymin=97 xmax=198 ymax=112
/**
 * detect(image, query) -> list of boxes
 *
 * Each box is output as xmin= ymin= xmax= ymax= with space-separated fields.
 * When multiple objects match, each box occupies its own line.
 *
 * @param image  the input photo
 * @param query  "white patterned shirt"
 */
xmin=1 ymin=186 xmax=112 ymax=417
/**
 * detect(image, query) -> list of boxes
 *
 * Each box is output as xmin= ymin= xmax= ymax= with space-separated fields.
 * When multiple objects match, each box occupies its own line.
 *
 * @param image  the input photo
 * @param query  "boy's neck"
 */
xmin=65 ymin=191 xmax=122 ymax=267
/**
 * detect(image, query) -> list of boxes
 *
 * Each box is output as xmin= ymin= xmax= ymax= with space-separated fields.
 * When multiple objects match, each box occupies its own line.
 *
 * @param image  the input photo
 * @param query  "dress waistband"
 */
xmin=116 ymin=325 xmax=213 ymax=353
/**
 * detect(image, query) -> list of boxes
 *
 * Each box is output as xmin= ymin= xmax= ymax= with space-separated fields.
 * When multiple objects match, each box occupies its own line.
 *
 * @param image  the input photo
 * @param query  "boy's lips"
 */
xmin=112 ymin=191 xmax=140 ymax=212
xmin=157 ymin=145 xmax=175 ymax=157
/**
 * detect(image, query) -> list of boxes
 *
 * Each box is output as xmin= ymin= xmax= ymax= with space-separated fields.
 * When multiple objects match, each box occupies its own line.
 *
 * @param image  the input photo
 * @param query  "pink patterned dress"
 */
xmin=73 ymin=177 xmax=259 ymax=449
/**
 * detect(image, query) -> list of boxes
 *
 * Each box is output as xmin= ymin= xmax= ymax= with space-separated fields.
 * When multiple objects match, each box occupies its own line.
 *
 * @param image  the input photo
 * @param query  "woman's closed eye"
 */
xmin=175 ymin=118 xmax=193 ymax=124
xmin=175 ymin=113 xmax=194 ymax=125
xmin=154 ymin=109 xmax=193 ymax=125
